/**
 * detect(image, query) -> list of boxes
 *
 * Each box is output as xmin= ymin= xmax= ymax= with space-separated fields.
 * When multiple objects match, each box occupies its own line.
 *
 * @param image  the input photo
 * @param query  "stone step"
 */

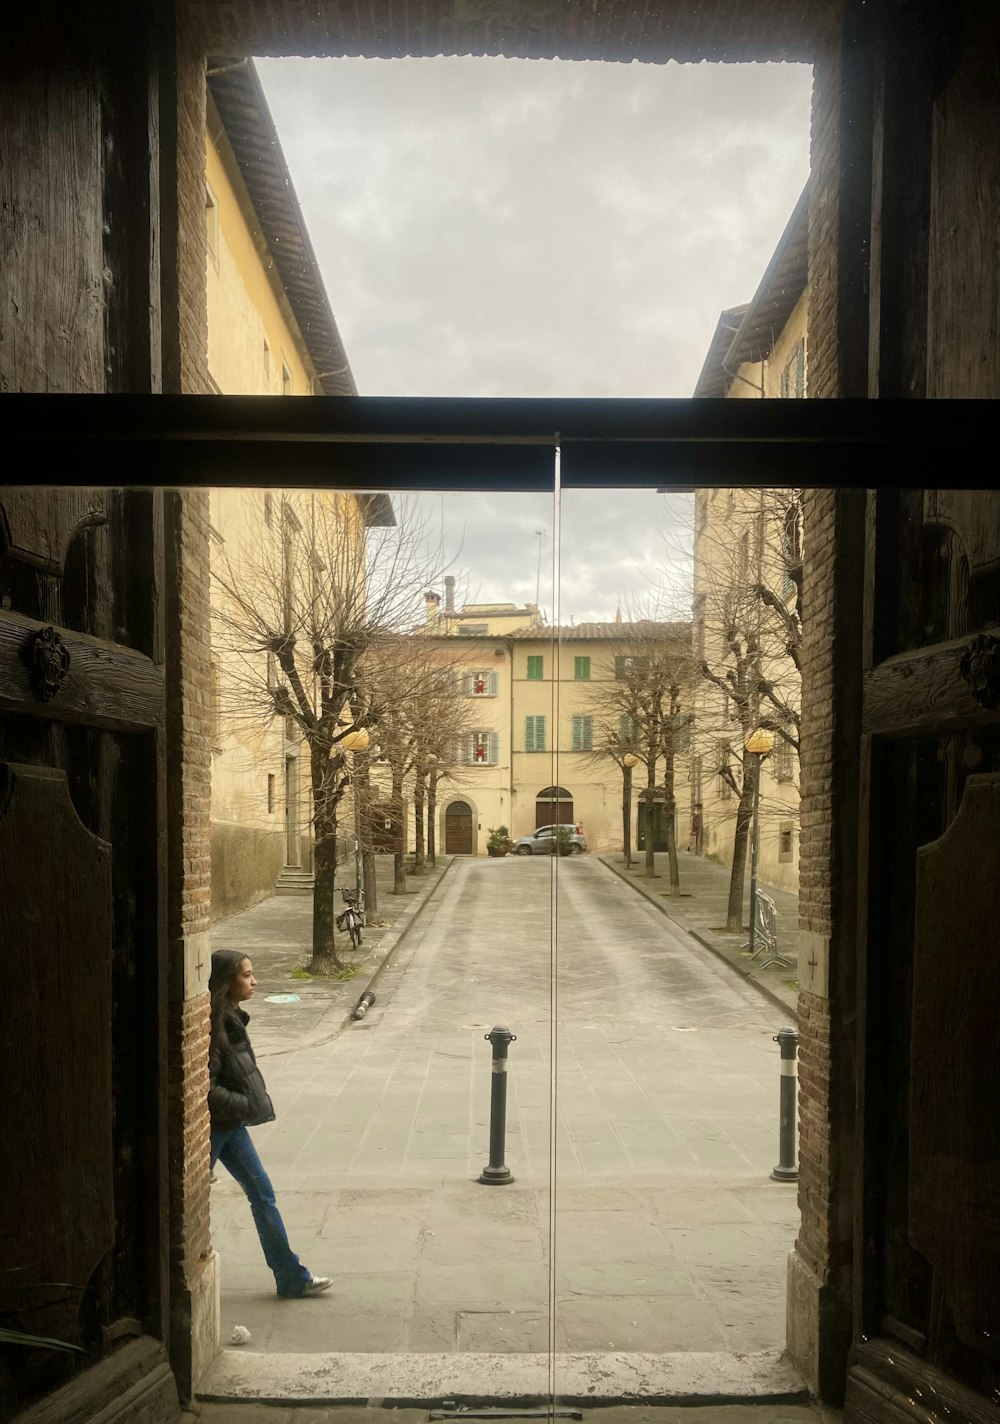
xmin=274 ymin=868 xmax=315 ymax=895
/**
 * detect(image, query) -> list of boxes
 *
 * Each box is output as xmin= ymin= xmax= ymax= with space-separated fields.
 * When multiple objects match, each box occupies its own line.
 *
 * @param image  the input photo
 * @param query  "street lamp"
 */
xmin=341 ymin=727 xmax=370 ymax=905
xmin=622 ymin=752 xmax=640 ymax=869
xmin=743 ymin=727 xmax=775 ymax=958
xmin=421 ymin=757 xmax=438 ymax=865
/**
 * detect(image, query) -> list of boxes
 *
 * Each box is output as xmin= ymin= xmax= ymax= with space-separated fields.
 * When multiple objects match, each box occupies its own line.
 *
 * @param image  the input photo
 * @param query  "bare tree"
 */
xmin=666 ymin=487 xmax=803 ymax=932
xmin=351 ymin=638 xmax=473 ymax=896
xmin=210 ymin=490 xmax=450 ymax=973
xmin=585 ymin=612 xmax=693 ymax=892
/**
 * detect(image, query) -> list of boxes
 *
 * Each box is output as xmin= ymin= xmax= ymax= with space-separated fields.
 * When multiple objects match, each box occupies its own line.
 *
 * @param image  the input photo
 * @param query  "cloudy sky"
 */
xmin=256 ymin=56 xmax=812 ymax=621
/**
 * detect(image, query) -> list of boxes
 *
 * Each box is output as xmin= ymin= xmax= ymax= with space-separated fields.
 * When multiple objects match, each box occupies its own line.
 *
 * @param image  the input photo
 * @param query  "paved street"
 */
xmin=210 ymin=855 xmax=798 ymax=1363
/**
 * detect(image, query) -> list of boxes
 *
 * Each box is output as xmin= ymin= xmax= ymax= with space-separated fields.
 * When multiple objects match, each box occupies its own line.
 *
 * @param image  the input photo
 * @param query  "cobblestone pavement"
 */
xmin=207 ymin=855 xmax=799 ymax=1362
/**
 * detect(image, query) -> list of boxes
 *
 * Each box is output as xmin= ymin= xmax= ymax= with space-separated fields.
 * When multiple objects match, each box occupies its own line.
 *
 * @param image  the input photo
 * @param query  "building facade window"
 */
xmin=465 ymin=671 xmax=498 ymax=696
xmin=779 ymin=821 xmax=795 ymax=862
xmin=525 ymin=715 xmax=546 ymax=752
xmin=458 ymin=623 xmax=488 ymax=636
xmin=571 ymin=715 xmax=593 ymax=752
xmin=267 ymin=773 xmax=276 ymax=813
xmin=780 ymin=337 xmax=806 ymax=399
xmin=717 ymin=741 xmax=733 ymax=800
xmin=574 ymin=656 xmax=591 ymax=680
xmin=527 ymin=655 xmax=544 ymax=680
xmin=774 ymin=735 xmax=795 ymax=783
xmin=281 ymin=360 xmax=293 ymax=396
xmin=619 ymin=713 xmax=635 ymax=745
xmin=463 ymin=730 xmax=499 ymax=765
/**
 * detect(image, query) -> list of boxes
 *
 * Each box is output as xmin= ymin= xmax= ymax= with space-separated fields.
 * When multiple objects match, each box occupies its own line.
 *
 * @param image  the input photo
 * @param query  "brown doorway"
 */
xmin=535 ymin=785 xmax=574 ymax=828
xmin=444 ymin=800 xmax=474 ymax=854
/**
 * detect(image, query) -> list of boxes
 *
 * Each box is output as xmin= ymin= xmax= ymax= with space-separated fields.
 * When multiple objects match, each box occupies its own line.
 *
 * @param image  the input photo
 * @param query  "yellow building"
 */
xmin=414 ymin=601 xmax=692 ymax=857
xmin=205 ymin=60 xmax=392 ymax=919
xmin=691 ymin=185 xmax=806 ymax=893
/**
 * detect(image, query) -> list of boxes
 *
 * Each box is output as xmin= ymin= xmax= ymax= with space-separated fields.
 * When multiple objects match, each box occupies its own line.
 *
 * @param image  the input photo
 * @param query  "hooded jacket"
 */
xmin=208 ymin=1005 xmax=276 ymax=1130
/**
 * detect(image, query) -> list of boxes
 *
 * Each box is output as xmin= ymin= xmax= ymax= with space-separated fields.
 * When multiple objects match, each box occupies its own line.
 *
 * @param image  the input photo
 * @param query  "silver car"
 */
xmin=512 ymin=824 xmax=587 ymax=855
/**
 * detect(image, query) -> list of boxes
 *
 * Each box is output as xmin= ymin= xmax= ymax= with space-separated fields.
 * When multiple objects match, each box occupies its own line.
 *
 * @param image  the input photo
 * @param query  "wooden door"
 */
xmin=846 ymin=489 xmax=1000 ymax=1421
xmin=445 ymin=800 xmax=474 ymax=854
xmin=0 ymin=489 xmax=173 ymax=1420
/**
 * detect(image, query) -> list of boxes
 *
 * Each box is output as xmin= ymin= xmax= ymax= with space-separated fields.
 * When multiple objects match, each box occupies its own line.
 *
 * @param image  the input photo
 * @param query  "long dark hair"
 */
xmin=209 ymin=949 xmax=249 ymax=1050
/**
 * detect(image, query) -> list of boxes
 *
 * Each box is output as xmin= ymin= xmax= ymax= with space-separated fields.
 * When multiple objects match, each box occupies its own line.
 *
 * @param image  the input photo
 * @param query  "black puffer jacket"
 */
xmin=208 ymin=1006 xmax=276 ymax=1130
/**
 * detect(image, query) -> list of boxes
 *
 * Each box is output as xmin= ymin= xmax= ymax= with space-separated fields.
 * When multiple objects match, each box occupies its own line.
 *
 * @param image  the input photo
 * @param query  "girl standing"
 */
xmin=208 ymin=949 xmax=331 ymax=1299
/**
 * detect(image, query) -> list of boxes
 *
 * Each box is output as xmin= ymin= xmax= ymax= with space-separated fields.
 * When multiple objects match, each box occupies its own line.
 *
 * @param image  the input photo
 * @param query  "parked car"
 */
xmin=512 ymin=824 xmax=587 ymax=856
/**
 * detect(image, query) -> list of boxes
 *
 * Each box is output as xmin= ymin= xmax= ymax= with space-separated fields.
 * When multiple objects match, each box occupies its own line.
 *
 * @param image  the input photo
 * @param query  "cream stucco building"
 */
xmin=690 ymin=185 xmax=806 ymax=893
xmin=205 ymin=61 xmax=391 ymax=919
xmin=414 ymin=592 xmax=692 ymax=857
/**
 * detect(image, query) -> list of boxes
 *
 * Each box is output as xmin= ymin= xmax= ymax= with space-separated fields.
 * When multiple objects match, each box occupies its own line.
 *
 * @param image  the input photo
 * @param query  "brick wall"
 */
xmin=164 ymin=483 xmax=216 ymax=1401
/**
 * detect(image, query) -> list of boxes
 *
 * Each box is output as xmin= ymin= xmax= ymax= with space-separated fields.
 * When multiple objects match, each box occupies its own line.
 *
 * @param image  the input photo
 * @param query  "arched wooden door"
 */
xmin=535 ymin=785 xmax=574 ymax=828
xmin=444 ymin=800 xmax=474 ymax=854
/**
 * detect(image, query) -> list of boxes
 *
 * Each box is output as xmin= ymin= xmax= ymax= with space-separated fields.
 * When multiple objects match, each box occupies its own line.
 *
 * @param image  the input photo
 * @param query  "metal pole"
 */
xmin=747 ymin=752 xmax=762 ymax=957
xmin=623 ymin=762 xmax=632 ymax=869
xmin=771 ymin=1026 xmax=799 ymax=1181
xmin=479 ymin=1025 xmax=516 ymax=1185
xmin=353 ymin=752 xmax=363 ymax=905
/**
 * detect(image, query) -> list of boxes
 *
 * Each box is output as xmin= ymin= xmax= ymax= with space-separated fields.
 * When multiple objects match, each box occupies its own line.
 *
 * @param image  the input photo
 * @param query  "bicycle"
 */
xmin=336 ymin=886 xmax=365 ymax=949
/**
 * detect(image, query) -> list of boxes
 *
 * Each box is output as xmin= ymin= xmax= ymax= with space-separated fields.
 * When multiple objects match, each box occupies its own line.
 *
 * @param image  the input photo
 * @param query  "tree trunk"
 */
xmin=644 ymin=757 xmax=656 ymax=877
xmin=427 ymin=769 xmax=437 ymax=867
xmin=413 ymin=774 xmax=425 ymax=873
xmin=308 ymin=763 xmax=343 ymax=973
xmin=354 ymin=749 xmax=377 ymax=915
xmin=392 ymin=769 xmax=406 ymax=894
xmin=663 ymin=735 xmax=680 ymax=893
xmin=726 ymin=758 xmax=755 ymax=932
xmin=622 ymin=764 xmax=632 ymax=868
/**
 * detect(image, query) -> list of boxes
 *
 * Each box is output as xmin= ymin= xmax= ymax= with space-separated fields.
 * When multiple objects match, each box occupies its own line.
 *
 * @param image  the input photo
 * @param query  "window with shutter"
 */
xmin=467 ymin=670 xmax=494 ymax=696
xmin=525 ymin=716 xmax=546 ymax=752
xmin=774 ymin=736 xmax=795 ymax=782
xmin=672 ymin=712 xmax=691 ymax=754
xmin=717 ymin=741 xmax=733 ymax=800
xmin=619 ymin=713 xmax=635 ymax=745
xmin=527 ymin=655 xmax=544 ymax=680
xmin=572 ymin=715 xmax=593 ymax=751
xmin=467 ymin=729 xmax=498 ymax=765
xmin=574 ymin=656 xmax=590 ymax=680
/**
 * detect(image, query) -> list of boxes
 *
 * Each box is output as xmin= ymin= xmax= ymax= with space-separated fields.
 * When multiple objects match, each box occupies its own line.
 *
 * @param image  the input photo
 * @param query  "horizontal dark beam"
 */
xmin=9 ymin=394 xmax=998 ymax=491
xmin=8 ymin=393 xmax=1000 ymax=442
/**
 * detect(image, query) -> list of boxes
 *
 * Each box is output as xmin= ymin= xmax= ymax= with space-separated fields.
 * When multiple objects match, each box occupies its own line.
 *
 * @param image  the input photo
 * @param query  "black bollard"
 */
xmin=352 ymin=990 xmax=376 ymax=1020
xmin=478 ymin=1025 xmax=517 ymax=1185
xmin=771 ymin=1026 xmax=799 ymax=1182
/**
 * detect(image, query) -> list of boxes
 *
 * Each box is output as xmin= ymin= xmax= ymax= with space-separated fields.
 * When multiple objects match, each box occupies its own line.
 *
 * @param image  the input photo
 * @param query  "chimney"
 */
xmin=445 ymin=575 xmax=456 ymax=616
xmin=424 ymin=591 xmax=441 ymax=626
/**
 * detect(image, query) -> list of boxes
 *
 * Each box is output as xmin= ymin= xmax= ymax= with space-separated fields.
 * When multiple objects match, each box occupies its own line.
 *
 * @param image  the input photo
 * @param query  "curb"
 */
xmin=345 ymin=856 xmax=457 ymax=1023
xmin=598 ymin=856 xmax=799 ymax=1024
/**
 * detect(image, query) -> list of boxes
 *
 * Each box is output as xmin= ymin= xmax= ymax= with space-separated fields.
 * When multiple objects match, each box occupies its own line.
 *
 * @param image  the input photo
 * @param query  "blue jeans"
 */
xmin=211 ymin=1126 xmax=312 ymax=1298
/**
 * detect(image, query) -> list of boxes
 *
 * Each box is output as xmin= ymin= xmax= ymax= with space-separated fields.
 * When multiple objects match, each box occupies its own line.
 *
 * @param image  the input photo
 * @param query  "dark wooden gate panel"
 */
xmin=445 ymin=801 xmax=473 ymax=854
xmin=847 ymin=488 xmax=1000 ymax=1422
xmin=0 ymin=488 xmax=173 ymax=1421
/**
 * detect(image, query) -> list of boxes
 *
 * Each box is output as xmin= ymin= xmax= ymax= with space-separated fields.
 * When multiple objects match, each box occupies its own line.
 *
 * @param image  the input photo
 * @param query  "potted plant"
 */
xmin=486 ymin=825 xmax=513 ymax=857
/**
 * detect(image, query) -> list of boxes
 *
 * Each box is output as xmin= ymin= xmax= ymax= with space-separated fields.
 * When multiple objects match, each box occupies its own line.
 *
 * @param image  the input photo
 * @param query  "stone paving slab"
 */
xmin=192 ymin=1406 xmax=839 ymax=1423
xmin=198 ymin=1348 xmax=807 ymax=1407
xmin=598 ymin=853 xmax=799 ymax=1022
xmin=209 ymin=859 xmax=799 ymax=1372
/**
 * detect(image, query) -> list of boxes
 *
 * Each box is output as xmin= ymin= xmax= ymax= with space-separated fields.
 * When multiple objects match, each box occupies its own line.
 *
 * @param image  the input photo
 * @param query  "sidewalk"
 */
xmin=210 ymin=855 xmax=456 ymax=1051
xmin=598 ymin=851 xmax=800 ymax=1022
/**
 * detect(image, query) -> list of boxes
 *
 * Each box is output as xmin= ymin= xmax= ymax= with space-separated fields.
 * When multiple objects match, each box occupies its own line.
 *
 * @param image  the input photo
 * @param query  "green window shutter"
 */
xmin=525 ymin=715 xmax=546 ymax=752
xmin=574 ymin=656 xmax=590 ymax=680
xmin=572 ymin=715 xmax=593 ymax=752
xmin=619 ymin=714 xmax=634 ymax=744
xmin=527 ymin=655 xmax=543 ymax=680
xmin=615 ymin=656 xmax=626 ymax=680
